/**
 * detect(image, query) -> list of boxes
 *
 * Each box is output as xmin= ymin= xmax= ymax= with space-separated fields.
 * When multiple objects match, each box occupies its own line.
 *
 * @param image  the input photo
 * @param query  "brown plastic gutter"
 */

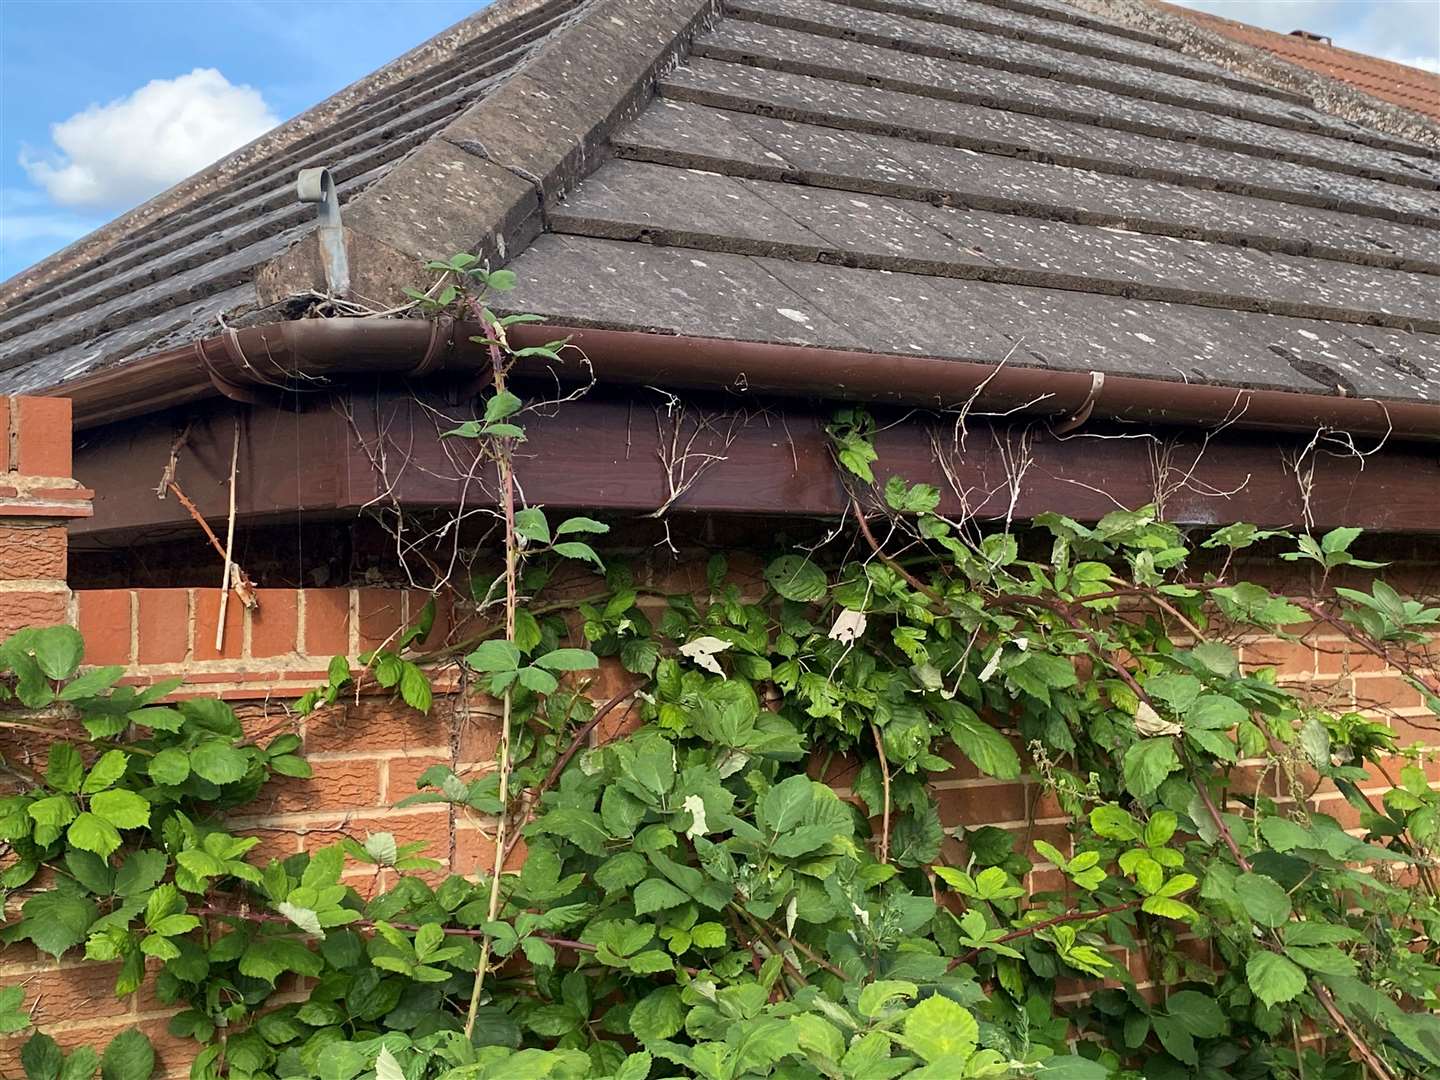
xmin=49 ymin=317 xmax=1440 ymax=440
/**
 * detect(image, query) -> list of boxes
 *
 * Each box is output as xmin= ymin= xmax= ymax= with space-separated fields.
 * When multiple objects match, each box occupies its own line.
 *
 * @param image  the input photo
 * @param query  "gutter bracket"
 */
xmin=407 ymin=316 xmax=453 ymax=377
xmin=196 ymin=339 xmax=271 ymax=406
xmin=296 ymin=167 xmax=351 ymax=298
xmin=1052 ymin=371 xmax=1105 ymax=435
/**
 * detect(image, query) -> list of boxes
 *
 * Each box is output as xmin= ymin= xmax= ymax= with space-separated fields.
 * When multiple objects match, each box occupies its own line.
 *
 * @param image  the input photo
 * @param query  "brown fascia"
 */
xmin=46 ymin=317 xmax=1440 ymax=442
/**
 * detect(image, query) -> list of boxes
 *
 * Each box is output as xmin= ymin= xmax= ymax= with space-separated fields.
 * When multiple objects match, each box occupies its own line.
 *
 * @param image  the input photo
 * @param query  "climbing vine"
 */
xmin=2 ymin=258 xmax=1440 ymax=1079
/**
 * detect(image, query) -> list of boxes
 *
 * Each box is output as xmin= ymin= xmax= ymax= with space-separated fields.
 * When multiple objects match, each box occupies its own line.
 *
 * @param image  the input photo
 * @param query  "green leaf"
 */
xmin=278 ymin=901 xmax=325 ymax=937
xmin=81 ymin=750 xmax=129 ymax=793
xmin=469 ymin=639 xmax=521 ymax=672
xmin=67 ymin=813 xmax=123 ymax=857
xmin=595 ymin=852 xmax=647 ymax=893
xmin=1234 ymin=872 xmax=1292 ymax=927
xmin=373 ymin=1048 xmax=405 ymax=1080
xmin=945 ymin=704 xmax=1020 ymax=780
xmin=1259 ymin=817 xmax=1310 ymax=853
xmin=1321 ymin=526 xmax=1362 ymax=554
xmin=1034 ymin=1057 xmax=1112 ymax=1079
xmin=857 ymin=980 xmax=917 ymax=1018
xmin=633 ymin=878 xmax=690 ymax=915
xmin=614 ymin=1052 xmax=652 ymax=1080
xmin=1189 ymin=642 xmax=1239 ymax=678
xmin=630 ymin=986 xmax=684 ymax=1043
xmin=902 ymin=995 xmax=978 ymax=1063
xmin=1165 ymin=990 xmax=1226 ymax=1038
xmin=33 ymin=626 xmax=85 ymax=680
xmin=28 ymin=794 xmax=77 ymax=828
xmin=764 ymin=555 xmax=827 ymax=602
xmin=761 ymin=774 xmax=814 ymax=833
xmin=190 ymin=740 xmax=250 ymax=785
xmin=884 ymin=475 xmax=941 ymax=514
xmin=534 ymin=648 xmax=598 ymax=672
xmin=1090 ymin=806 xmax=1142 ymax=841
xmin=18 ymin=888 xmax=98 ymax=959
xmin=515 ymin=507 xmax=551 ymax=543
xmin=1246 ymin=951 xmax=1307 ymax=1008
xmin=1152 ymin=1016 xmax=1197 ymax=1066
xmin=100 ymin=1026 xmax=155 ymax=1079
xmin=58 ymin=665 xmax=124 ymax=702
xmin=115 ymin=850 xmax=167 ymax=897
xmin=0 ymin=984 xmax=28 ymax=1035
xmin=269 ymin=754 xmax=311 ymax=779
xmin=64 ymin=849 xmax=114 ymax=895
xmin=46 ymin=742 xmax=84 ymax=793
xmin=627 ymin=950 xmax=673 ymax=974
xmin=399 ymin=663 xmax=432 ymax=713
xmin=1188 ymin=694 xmax=1248 ymax=730
xmin=556 ymin=516 xmax=609 ymax=536
xmin=90 ymin=789 xmax=150 ymax=830
xmin=22 ymin=1032 xmax=62 ymax=1080
xmin=485 ymin=390 xmax=523 ymax=422
xmin=517 ymin=666 xmax=559 ymax=694
xmin=553 ymin=541 xmax=604 ymax=569
xmin=1122 ymin=738 xmax=1179 ymax=798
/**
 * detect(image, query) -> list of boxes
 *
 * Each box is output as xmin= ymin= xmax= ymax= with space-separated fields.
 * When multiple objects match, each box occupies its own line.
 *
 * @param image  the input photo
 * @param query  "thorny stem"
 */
xmin=733 ymin=906 xmax=803 ymax=994
xmin=869 ymin=722 xmax=892 ymax=865
xmin=465 ymin=326 xmax=519 ymax=1041
xmin=1186 ymin=751 xmax=1396 ymax=1080
xmin=500 ymin=688 xmax=636 ymax=867
xmin=191 ymin=902 xmax=589 ymax=952
xmin=853 ymin=495 xmax=1405 ymax=1077
xmin=851 ymin=500 xmax=944 ymax=604
xmin=948 ymin=900 xmax=1139 ymax=971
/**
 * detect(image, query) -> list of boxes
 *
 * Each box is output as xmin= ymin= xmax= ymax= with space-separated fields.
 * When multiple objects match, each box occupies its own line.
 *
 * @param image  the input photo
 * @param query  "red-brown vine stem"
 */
xmin=499 ymin=687 xmax=637 ymax=868
xmin=465 ymin=315 xmax=520 ymax=1041
xmin=869 ymin=722 xmax=892 ymax=865
xmin=852 ymin=496 xmax=1401 ymax=1077
xmin=947 ymin=900 xmax=1139 ymax=971
xmin=1185 ymin=752 xmax=1396 ymax=1080
xmin=190 ymin=903 xmax=591 ymax=952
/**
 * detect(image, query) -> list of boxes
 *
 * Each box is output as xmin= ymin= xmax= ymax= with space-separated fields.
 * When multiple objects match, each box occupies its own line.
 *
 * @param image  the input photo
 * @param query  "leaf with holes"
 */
xmin=764 ymin=556 xmax=827 ymax=602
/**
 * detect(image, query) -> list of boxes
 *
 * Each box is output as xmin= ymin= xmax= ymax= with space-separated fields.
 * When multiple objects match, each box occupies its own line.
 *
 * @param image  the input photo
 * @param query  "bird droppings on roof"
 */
xmin=1 ymin=0 xmax=1437 ymax=409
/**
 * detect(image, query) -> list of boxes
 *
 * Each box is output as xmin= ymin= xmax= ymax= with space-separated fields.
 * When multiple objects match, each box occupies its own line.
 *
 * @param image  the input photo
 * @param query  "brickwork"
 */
xmin=6 ymin=563 xmax=1439 ymax=1068
xmin=0 ymin=397 xmax=91 ymax=639
xmin=0 ymin=392 xmax=1436 ymax=1070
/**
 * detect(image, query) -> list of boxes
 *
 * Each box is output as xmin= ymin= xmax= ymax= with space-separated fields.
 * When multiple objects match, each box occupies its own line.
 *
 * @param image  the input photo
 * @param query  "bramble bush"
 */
xmin=2 ymin=261 xmax=1438 ymax=1079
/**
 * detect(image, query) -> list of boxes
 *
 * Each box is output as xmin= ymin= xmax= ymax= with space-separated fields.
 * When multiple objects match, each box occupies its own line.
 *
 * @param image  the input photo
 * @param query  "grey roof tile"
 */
xmin=2 ymin=0 xmax=1438 ymax=412
xmin=698 ymin=19 xmax=1440 ymax=187
xmin=549 ymin=160 xmax=1440 ymax=329
xmin=661 ymin=58 xmax=1440 ymax=223
xmin=504 ymin=233 xmax=1440 ymax=400
xmin=614 ymin=101 xmax=1440 ymax=270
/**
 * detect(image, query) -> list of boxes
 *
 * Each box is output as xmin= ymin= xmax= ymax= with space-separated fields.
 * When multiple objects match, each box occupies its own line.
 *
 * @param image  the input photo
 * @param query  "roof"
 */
xmin=2 ymin=0 xmax=1439 ymax=411
xmin=0 ymin=0 xmax=599 ymax=385
xmin=1156 ymin=1 xmax=1440 ymax=122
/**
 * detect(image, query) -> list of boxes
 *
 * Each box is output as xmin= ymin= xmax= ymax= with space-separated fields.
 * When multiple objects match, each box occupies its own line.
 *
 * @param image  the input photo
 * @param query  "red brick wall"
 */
xmin=0 ymin=396 xmax=91 ymax=637
xmin=1 ymin=393 xmax=1437 ymax=1072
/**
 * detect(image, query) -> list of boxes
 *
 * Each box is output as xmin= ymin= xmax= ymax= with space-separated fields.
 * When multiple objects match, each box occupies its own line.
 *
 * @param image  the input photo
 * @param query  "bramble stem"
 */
xmin=465 ymin=321 xmax=520 ymax=1041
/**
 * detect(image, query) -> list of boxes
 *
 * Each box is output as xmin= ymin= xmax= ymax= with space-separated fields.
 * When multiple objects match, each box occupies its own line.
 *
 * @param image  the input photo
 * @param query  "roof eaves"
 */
xmin=256 ymin=0 xmax=720 ymax=311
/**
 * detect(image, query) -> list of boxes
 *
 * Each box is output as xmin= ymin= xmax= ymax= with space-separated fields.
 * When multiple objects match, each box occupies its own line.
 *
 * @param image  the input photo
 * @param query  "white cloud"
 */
xmin=19 ymin=68 xmax=278 ymax=210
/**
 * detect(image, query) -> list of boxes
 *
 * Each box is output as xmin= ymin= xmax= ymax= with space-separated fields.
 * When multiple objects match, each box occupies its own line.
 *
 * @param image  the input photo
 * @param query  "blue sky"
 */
xmin=1 ymin=0 xmax=480 ymax=280
xmin=1 ymin=0 xmax=1437 ymax=282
